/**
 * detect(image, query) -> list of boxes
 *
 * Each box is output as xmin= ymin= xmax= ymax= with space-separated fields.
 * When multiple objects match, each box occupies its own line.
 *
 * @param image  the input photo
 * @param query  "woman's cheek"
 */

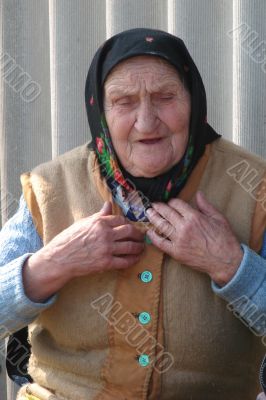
xmin=169 ymin=110 xmax=189 ymax=132
xmin=118 ymin=116 xmax=135 ymax=139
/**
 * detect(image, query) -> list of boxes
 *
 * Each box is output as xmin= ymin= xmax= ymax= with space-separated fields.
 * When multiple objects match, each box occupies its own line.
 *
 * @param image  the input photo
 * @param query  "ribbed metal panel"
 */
xmin=232 ymin=0 xmax=266 ymax=156
xmin=106 ymin=0 xmax=168 ymax=37
xmin=0 ymin=0 xmax=51 ymax=224
xmin=168 ymin=0 xmax=234 ymax=140
xmin=48 ymin=0 xmax=106 ymax=157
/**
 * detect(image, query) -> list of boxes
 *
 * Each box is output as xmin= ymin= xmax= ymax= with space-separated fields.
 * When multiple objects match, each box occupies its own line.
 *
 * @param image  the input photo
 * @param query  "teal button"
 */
xmin=139 ymin=270 xmax=153 ymax=283
xmin=138 ymin=312 xmax=151 ymax=325
xmin=138 ymin=354 xmax=150 ymax=367
xmin=144 ymin=235 xmax=152 ymax=245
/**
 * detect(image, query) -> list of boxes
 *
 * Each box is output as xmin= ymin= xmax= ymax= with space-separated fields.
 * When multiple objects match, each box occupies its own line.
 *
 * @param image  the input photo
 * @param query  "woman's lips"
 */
xmin=139 ymin=138 xmax=163 ymax=144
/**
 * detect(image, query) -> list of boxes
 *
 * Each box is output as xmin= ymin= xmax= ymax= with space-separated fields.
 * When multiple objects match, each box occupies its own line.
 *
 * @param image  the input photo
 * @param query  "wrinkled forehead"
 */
xmin=104 ymin=55 xmax=184 ymax=94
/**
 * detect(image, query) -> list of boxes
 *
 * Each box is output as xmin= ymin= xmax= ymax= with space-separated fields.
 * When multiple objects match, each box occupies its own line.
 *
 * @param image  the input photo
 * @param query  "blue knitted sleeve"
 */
xmin=0 ymin=195 xmax=57 ymax=337
xmin=212 ymin=231 xmax=266 ymax=335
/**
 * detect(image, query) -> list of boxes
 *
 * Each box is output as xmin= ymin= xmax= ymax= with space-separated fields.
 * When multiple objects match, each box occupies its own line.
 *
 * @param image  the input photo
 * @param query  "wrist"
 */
xmin=210 ymin=246 xmax=244 ymax=287
xmin=22 ymin=249 xmax=71 ymax=302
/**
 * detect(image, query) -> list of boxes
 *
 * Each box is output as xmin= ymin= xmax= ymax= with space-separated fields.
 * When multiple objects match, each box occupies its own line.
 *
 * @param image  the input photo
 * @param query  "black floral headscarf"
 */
xmin=85 ymin=28 xmax=220 ymax=221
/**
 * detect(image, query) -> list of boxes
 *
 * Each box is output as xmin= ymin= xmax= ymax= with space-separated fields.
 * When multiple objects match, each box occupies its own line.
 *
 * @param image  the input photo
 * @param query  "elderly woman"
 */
xmin=1 ymin=28 xmax=266 ymax=399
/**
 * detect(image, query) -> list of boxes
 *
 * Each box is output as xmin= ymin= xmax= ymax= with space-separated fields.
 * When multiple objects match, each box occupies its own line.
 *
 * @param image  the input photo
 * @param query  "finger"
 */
xmin=113 ymin=224 xmax=145 ymax=242
xmin=146 ymin=208 xmax=174 ymax=239
xmin=98 ymin=201 xmax=113 ymax=216
xmin=167 ymin=198 xmax=196 ymax=218
xmin=146 ymin=229 xmax=172 ymax=253
xmin=195 ymin=191 xmax=224 ymax=220
xmin=112 ymin=241 xmax=145 ymax=255
xmin=102 ymin=214 xmax=128 ymax=227
xmin=151 ymin=202 xmax=183 ymax=224
xmin=111 ymin=254 xmax=141 ymax=270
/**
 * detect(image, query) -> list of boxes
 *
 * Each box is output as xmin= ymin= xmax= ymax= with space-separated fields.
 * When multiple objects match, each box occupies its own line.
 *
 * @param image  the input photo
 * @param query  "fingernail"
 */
xmin=145 ymin=208 xmax=152 ymax=216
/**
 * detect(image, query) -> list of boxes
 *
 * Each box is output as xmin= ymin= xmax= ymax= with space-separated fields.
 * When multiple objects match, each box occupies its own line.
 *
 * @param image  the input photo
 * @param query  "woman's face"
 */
xmin=104 ymin=56 xmax=191 ymax=178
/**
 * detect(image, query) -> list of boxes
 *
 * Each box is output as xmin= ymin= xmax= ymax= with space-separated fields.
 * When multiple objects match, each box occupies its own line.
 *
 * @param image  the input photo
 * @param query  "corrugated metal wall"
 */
xmin=1 ymin=0 xmax=266 ymax=398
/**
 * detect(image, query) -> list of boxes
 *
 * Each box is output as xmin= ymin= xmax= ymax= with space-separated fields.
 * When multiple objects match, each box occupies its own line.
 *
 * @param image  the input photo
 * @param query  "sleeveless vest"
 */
xmin=18 ymin=138 xmax=266 ymax=400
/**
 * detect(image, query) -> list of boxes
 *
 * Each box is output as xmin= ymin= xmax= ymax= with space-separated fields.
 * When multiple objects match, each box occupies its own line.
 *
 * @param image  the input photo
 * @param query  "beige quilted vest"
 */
xmin=18 ymin=138 xmax=266 ymax=400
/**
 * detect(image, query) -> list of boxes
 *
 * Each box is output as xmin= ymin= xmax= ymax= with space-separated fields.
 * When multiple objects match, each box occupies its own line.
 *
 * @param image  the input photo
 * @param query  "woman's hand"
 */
xmin=146 ymin=191 xmax=243 ymax=287
xmin=23 ymin=201 xmax=145 ymax=302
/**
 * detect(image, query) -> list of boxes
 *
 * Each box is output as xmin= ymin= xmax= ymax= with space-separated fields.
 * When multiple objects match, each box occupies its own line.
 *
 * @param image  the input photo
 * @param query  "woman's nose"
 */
xmin=134 ymin=100 xmax=159 ymax=134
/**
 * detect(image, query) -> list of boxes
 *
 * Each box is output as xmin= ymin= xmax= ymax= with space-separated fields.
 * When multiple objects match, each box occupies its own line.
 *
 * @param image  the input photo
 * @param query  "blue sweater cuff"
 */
xmin=0 ymin=254 xmax=57 ymax=336
xmin=211 ymin=244 xmax=266 ymax=303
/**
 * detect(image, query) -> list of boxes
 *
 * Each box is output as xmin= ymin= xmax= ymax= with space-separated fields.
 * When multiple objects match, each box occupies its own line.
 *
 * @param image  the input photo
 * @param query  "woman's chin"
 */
xmin=130 ymin=159 xmax=172 ymax=177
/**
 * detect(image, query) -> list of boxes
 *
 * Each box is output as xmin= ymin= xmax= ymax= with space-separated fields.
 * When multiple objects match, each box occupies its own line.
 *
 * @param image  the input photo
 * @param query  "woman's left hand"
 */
xmin=146 ymin=191 xmax=243 ymax=287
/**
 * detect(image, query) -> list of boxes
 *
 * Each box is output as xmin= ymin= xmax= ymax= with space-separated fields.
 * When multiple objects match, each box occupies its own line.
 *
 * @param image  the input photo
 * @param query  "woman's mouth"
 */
xmin=139 ymin=138 xmax=163 ymax=145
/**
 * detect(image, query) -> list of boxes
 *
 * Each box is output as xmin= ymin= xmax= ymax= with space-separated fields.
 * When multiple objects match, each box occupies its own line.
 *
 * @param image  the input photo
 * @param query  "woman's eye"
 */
xmin=152 ymin=93 xmax=176 ymax=103
xmin=114 ymin=97 xmax=132 ymax=106
xmin=160 ymin=94 xmax=175 ymax=100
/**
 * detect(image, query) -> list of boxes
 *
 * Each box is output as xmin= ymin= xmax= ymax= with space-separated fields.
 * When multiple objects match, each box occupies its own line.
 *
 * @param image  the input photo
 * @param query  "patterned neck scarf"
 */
xmin=85 ymin=28 xmax=220 ymax=221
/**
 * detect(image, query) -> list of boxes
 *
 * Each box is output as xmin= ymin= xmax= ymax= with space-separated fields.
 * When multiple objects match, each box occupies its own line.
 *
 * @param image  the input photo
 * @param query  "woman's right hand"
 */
xmin=22 ymin=201 xmax=145 ymax=302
